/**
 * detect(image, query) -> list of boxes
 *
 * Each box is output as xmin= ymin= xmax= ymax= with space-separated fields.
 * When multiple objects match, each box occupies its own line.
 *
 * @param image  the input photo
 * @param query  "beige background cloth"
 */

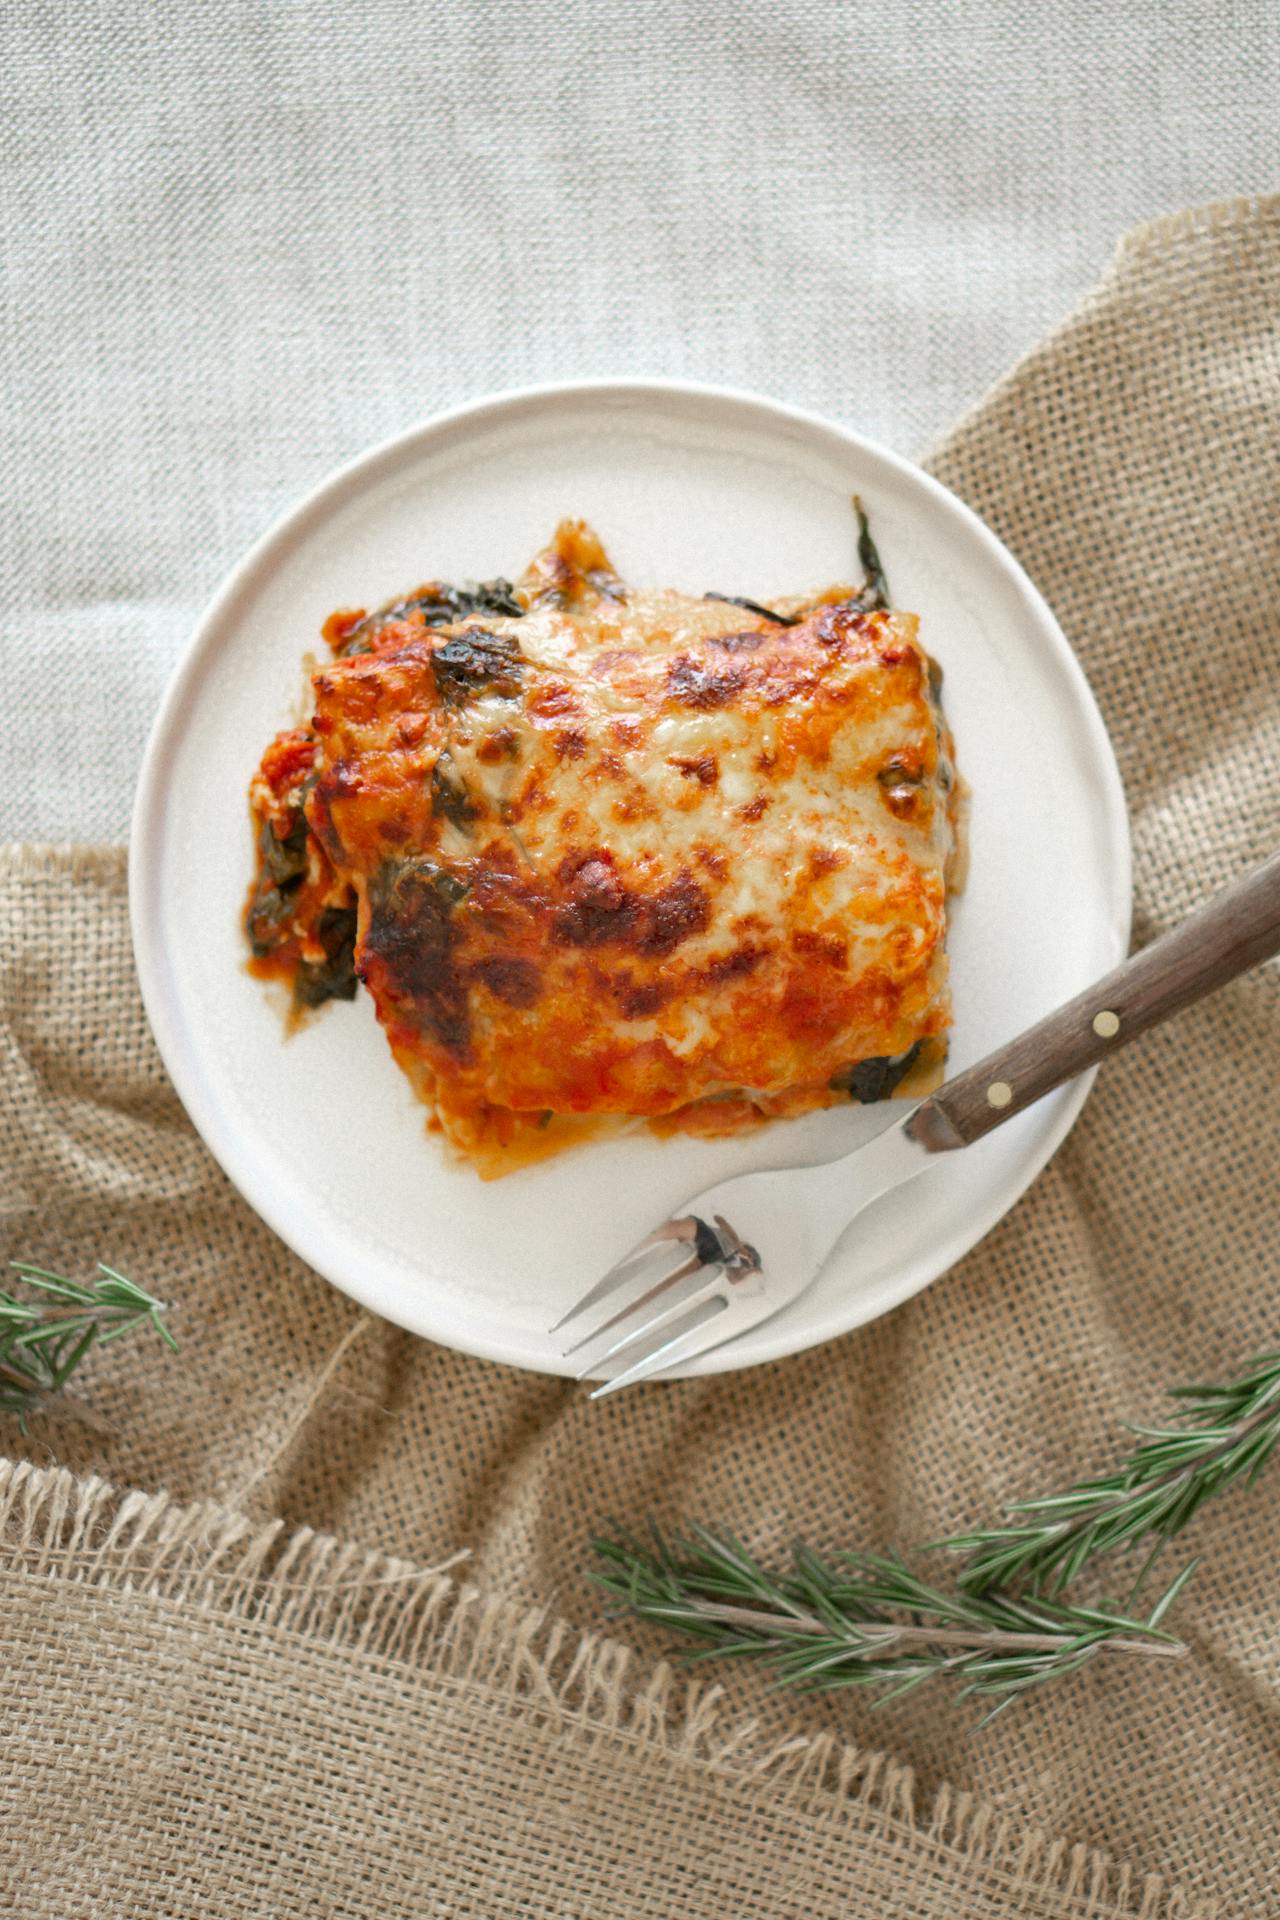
xmin=3 ymin=199 xmax=1278 ymax=1918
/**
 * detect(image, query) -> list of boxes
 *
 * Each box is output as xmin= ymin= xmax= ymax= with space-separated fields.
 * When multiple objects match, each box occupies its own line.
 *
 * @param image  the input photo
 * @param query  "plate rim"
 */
xmin=129 ymin=376 xmax=1133 ymax=1373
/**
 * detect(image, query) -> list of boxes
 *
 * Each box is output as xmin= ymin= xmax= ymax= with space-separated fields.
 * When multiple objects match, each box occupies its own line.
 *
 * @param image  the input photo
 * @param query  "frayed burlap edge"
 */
xmin=0 ymin=1458 xmax=1212 ymax=1920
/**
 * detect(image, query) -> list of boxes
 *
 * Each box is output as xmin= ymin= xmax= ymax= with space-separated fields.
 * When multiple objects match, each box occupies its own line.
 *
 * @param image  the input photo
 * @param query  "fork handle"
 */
xmin=910 ymin=848 xmax=1280 ymax=1152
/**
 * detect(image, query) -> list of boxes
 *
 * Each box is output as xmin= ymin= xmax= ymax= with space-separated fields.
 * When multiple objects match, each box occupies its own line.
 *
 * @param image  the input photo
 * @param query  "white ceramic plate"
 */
xmin=131 ymin=381 xmax=1130 ymax=1376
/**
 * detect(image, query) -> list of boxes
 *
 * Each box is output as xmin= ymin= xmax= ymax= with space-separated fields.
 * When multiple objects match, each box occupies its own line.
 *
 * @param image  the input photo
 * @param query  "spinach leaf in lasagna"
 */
xmin=246 ymin=816 xmax=311 ymax=955
xmin=852 ymin=496 xmax=891 ymax=612
xmin=430 ymin=628 xmax=526 ymax=708
xmin=293 ymin=905 xmax=359 ymax=1009
xmin=338 ymin=579 xmax=526 ymax=656
xmin=363 ymin=857 xmax=471 ymax=1055
xmin=702 ymin=593 xmax=798 ymax=627
xmin=829 ymin=1042 xmax=922 ymax=1103
xmin=429 ymin=753 xmax=480 ymax=829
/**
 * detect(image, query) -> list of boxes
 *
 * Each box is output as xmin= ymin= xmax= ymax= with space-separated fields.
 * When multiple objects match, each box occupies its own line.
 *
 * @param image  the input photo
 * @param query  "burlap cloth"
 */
xmin=3 ymin=198 xmax=1278 ymax=1918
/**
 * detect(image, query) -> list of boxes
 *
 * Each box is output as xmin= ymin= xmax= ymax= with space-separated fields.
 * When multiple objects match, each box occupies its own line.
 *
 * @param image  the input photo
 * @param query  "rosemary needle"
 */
xmin=1 ymin=1262 xmax=177 ymax=1430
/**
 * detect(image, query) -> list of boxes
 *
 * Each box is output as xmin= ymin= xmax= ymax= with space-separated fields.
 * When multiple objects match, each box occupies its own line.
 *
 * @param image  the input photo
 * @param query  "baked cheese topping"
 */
xmin=246 ymin=518 xmax=960 ymax=1175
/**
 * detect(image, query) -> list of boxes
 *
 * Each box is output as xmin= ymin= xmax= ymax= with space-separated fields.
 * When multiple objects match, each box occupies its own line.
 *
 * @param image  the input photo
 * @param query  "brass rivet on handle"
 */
xmin=986 ymin=1080 xmax=1013 ymax=1109
xmin=1092 ymin=1009 xmax=1121 ymax=1039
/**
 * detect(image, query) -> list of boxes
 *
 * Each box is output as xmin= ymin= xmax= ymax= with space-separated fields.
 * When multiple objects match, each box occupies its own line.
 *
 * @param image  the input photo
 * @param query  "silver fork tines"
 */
xmin=589 ymin=1293 xmax=731 ymax=1398
xmin=572 ymin=1262 xmax=720 ymax=1381
xmin=560 ymin=1251 xmax=704 ymax=1360
xmin=557 ymin=1212 xmax=762 ymax=1398
xmin=547 ymin=1216 xmax=707 ymax=1335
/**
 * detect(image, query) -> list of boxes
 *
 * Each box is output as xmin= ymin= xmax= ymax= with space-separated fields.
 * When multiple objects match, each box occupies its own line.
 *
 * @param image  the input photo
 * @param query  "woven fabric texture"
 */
xmin=3 ymin=199 xmax=1279 ymax=1917
xmin=4 ymin=1 xmax=1279 ymax=844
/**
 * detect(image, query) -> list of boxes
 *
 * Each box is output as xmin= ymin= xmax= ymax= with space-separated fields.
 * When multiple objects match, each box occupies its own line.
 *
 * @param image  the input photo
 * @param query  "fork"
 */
xmin=552 ymin=849 xmax=1280 ymax=1396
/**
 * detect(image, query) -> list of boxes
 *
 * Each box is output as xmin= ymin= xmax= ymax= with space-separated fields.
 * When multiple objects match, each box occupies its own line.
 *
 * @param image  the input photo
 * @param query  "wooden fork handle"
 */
xmin=910 ymin=848 xmax=1280 ymax=1152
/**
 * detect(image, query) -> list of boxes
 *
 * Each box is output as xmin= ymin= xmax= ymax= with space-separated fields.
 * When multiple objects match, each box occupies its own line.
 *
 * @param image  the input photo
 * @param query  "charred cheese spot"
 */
xmin=670 ymin=754 xmax=719 ymax=787
xmin=395 ymin=713 xmax=430 ymax=749
xmin=611 ymin=789 xmax=658 ymax=824
xmin=666 ymin=654 xmax=748 ymax=709
xmin=642 ymin=874 xmax=711 ymax=954
xmin=470 ymin=955 xmax=541 ymax=1008
xmin=553 ymin=851 xmax=632 ymax=945
xmin=613 ymin=977 xmax=666 ymax=1018
xmin=529 ymin=683 xmax=581 ymax=719
xmin=808 ymin=846 xmax=846 ymax=878
xmin=791 ymin=929 xmax=848 ymax=969
xmin=476 ymin=726 xmax=520 ymax=764
xmin=551 ymin=852 xmax=710 ymax=956
xmin=705 ymin=945 xmax=768 ymax=982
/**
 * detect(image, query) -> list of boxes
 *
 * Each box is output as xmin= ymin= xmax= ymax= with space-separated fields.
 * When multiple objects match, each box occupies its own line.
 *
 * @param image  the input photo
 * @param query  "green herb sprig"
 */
xmin=0 ymin=1262 xmax=177 ymax=1430
xmin=948 ymin=1352 xmax=1280 ymax=1596
xmin=593 ymin=1349 xmax=1280 ymax=1715
xmin=593 ymin=1527 xmax=1191 ymax=1719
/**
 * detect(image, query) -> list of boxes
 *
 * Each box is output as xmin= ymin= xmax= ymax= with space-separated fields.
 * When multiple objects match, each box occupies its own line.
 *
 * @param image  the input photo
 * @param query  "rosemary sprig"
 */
xmin=591 ymin=1526 xmax=1191 ymax=1719
xmin=948 ymin=1351 xmax=1280 ymax=1596
xmin=593 ymin=1351 xmax=1280 ymax=1714
xmin=0 ymin=1262 xmax=177 ymax=1429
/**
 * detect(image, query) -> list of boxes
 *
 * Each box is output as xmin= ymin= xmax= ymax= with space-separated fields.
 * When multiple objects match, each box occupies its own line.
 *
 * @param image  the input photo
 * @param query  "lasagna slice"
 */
xmin=246 ymin=516 xmax=961 ymax=1176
